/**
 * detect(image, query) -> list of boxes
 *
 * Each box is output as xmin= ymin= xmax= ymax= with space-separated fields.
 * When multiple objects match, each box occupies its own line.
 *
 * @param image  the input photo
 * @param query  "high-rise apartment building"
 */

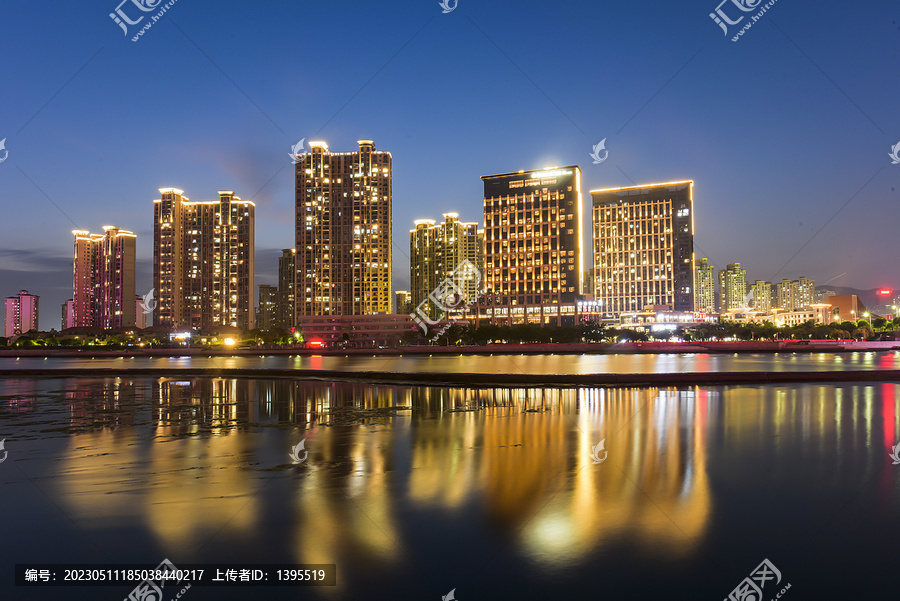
xmin=73 ymin=226 xmax=136 ymax=329
xmin=153 ymin=188 xmax=255 ymax=330
xmin=395 ymin=290 xmax=412 ymax=315
xmin=62 ymin=299 xmax=75 ymax=330
xmin=5 ymin=290 xmax=39 ymax=336
xmin=591 ymin=181 xmax=694 ymax=315
xmin=276 ymin=249 xmax=295 ymax=331
xmin=295 ymin=140 xmax=392 ymax=318
xmin=775 ymin=277 xmax=815 ymax=311
xmin=750 ymin=279 xmax=772 ymax=313
xmin=410 ymin=212 xmax=483 ymax=320
xmin=695 ymin=258 xmax=716 ymax=313
xmin=482 ymin=166 xmax=583 ymax=310
xmin=719 ymin=263 xmax=748 ymax=311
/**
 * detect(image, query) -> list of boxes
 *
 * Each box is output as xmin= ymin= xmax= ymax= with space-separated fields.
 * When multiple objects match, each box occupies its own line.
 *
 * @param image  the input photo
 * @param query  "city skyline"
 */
xmin=1 ymin=0 xmax=898 ymax=329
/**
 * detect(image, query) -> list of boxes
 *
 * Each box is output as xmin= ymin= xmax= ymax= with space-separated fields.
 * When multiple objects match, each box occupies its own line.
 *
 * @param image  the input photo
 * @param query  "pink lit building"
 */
xmin=4 ymin=290 xmax=40 ymax=337
xmin=73 ymin=226 xmax=137 ymax=329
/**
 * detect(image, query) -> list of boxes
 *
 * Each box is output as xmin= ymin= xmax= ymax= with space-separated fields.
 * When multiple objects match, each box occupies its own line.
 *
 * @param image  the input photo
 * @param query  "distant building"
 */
xmin=62 ymin=299 xmax=74 ymax=330
xmin=73 ymin=226 xmax=136 ymax=329
xmin=481 ymin=166 xmax=584 ymax=325
xmin=153 ymin=188 xmax=255 ymax=330
xmin=695 ymin=258 xmax=716 ymax=313
xmin=774 ymin=277 xmax=815 ymax=311
xmin=257 ymin=284 xmax=277 ymax=331
xmin=5 ymin=290 xmax=39 ymax=337
xmin=719 ymin=263 xmax=747 ymax=311
xmin=295 ymin=140 xmax=392 ymax=319
xmin=592 ymin=180 xmax=694 ymax=316
xmin=750 ymin=280 xmax=772 ymax=313
xmin=410 ymin=212 xmax=483 ymax=321
xmin=395 ymin=290 xmax=412 ymax=315
xmin=275 ymin=249 xmax=295 ymax=331
xmin=134 ymin=296 xmax=146 ymax=329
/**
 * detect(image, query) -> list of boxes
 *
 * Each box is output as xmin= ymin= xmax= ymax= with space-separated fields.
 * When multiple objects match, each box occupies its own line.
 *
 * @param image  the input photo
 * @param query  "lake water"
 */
xmin=2 ymin=368 xmax=900 ymax=599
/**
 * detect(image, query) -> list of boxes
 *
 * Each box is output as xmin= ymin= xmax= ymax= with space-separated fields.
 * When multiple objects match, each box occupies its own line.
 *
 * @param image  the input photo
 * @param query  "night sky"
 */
xmin=1 ymin=0 xmax=898 ymax=329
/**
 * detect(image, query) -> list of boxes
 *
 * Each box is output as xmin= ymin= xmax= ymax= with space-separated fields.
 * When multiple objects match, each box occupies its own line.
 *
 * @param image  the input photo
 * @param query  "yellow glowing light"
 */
xmin=224 ymin=338 xmax=236 ymax=346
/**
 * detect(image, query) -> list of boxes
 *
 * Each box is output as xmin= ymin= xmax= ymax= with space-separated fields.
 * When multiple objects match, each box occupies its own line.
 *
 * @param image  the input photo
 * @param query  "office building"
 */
xmin=5 ymin=289 xmax=39 ymax=337
xmin=410 ymin=212 xmax=483 ymax=320
xmin=592 ymin=180 xmax=694 ymax=315
xmin=695 ymin=258 xmax=716 ymax=313
xmin=719 ymin=263 xmax=748 ymax=311
xmin=482 ymin=166 xmax=583 ymax=317
xmin=73 ymin=226 xmax=136 ymax=329
xmin=153 ymin=188 xmax=255 ymax=330
xmin=295 ymin=140 xmax=392 ymax=319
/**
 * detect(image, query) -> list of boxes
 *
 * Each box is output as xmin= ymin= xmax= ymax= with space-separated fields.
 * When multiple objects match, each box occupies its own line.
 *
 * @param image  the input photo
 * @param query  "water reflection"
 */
xmin=2 ymin=377 xmax=900 ymax=599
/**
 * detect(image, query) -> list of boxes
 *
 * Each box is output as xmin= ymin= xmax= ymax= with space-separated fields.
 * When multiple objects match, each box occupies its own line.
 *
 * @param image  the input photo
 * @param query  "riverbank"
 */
xmin=1 ymin=340 xmax=898 ymax=358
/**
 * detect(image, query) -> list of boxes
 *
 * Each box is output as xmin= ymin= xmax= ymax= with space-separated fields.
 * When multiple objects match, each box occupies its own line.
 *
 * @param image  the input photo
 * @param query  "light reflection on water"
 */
xmin=2 ymin=377 xmax=900 ymax=599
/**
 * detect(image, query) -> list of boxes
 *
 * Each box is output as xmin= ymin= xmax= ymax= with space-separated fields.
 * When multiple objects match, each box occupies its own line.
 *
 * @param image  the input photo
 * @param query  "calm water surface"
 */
xmin=2 ymin=376 xmax=900 ymax=599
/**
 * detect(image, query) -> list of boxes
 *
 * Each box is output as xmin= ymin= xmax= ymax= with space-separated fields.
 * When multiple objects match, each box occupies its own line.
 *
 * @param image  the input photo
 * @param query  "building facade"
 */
xmin=153 ymin=188 xmax=255 ymax=330
xmin=295 ymin=140 xmax=392 ymax=319
xmin=775 ymin=277 xmax=815 ymax=311
xmin=481 ymin=167 xmax=583 ymax=323
xmin=73 ymin=226 xmax=137 ymax=329
xmin=5 ymin=290 xmax=39 ymax=337
xmin=410 ymin=212 xmax=483 ymax=321
xmin=592 ymin=180 xmax=694 ymax=316
xmin=695 ymin=258 xmax=716 ymax=313
xmin=718 ymin=263 xmax=748 ymax=312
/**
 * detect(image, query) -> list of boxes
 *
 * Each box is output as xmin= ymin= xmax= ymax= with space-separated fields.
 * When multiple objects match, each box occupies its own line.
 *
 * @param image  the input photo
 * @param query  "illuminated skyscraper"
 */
xmin=153 ymin=188 xmax=255 ymax=330
xmin=410 ymin=213 xmax=483 ymax=320
xmin=295 ymin=140 xmax=392 ymax=318
xmin=482 ymin=166 xmax=584 ymax=316
xmin=775 ymin=276 xmax=815 ymax=311
xmin=591 ymin=181 xmax=694 ymax=315
xmin=5 ymin=290 xmax=39 ymax=336
xmin=257 ymin=284 xmax=277 ymax=330
xmin=719 ymin=263 xmax=748 ymax=311
xmin=695 ymin=258 xmax=716 ymax=313
xmin=73 ymin=226 xmax=136 ymax=329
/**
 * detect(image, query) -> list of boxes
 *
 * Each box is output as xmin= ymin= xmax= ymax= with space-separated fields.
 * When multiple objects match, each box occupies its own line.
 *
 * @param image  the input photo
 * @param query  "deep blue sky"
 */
xmin=1 ymin=0 xmax=898 ymax=329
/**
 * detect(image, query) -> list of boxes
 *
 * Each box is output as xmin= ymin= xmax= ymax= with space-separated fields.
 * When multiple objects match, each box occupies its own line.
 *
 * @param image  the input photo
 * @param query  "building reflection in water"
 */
xmin=21 ymin=377 xmax=896 ymax=587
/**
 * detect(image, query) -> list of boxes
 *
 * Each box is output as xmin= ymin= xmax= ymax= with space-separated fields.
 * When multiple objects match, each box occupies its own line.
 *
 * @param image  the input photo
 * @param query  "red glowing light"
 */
xmin=307 ymin=340 xmax=325 ymax=348
xmin=878 ymin=289 xmax=892 ymax=296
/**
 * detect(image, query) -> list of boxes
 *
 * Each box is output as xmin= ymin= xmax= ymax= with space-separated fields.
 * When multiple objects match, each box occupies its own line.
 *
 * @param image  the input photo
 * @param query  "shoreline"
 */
xmin=1 ymin=367 xmax=899 ymax=387
xmin=1 ymin=340 xmax=898 ymax=359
